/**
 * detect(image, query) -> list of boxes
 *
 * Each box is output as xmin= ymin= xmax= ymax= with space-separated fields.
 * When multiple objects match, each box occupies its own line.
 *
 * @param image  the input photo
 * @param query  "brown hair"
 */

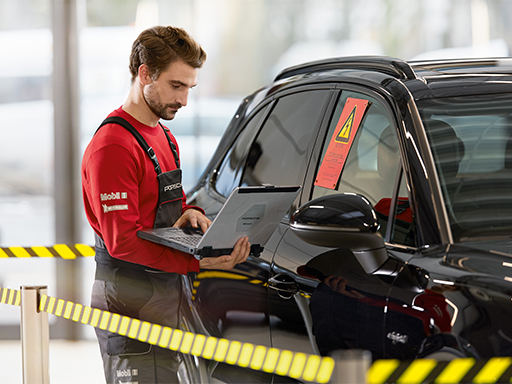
xmin=129 ymin=26 xmax=207 ymax=84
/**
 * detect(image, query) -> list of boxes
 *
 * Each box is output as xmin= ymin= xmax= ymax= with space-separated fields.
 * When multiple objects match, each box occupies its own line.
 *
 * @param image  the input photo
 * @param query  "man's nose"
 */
xmin=177 ymin=89 xmax=189 ymax=107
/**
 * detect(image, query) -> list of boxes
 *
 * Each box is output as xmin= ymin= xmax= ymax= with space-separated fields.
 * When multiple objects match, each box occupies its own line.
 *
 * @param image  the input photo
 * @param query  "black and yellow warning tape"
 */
xmin=368 ymin=356 xmax=512 ymax=384
xmin=0 ymin=244 xmax=94 ymax=259
xmin=0 ymin=287 xmax=334 ymax=383
xmin=0 ymin=287 xmax=21 ymax=307
xmin=3 ymin=284 xmax=511 ymax=384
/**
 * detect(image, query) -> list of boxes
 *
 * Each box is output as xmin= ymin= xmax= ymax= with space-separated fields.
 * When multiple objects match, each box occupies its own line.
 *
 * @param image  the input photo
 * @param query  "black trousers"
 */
xmin=91 ymin=265 xmax=183 ymax=384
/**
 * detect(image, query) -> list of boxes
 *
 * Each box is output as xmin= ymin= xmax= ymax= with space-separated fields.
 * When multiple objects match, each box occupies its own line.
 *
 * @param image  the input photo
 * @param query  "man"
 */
xmin=81 ymin=26 xmax=250 ymax=384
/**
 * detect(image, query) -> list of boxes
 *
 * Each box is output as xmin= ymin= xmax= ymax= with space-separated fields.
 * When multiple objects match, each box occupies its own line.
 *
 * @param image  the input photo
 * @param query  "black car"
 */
xmin=178 ymin=56 xmax=512 ymax=383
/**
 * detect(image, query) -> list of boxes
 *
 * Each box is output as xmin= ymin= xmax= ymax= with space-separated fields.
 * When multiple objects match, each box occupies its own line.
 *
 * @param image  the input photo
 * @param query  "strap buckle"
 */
xmin=147 ymin=147 xmax=162 ymax=174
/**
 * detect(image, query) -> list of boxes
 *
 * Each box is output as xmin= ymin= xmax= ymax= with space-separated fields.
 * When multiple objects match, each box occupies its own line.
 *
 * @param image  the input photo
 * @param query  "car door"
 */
xmin=269 ymin=87 xmax=409 ymax=362
xmin=187 ymin=86 xmax=334 ymax=383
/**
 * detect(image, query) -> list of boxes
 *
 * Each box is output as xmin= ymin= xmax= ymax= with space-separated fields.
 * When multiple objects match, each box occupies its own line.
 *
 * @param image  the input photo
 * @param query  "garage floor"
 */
xmin=0 ymin=339 xmax=104 ymax=383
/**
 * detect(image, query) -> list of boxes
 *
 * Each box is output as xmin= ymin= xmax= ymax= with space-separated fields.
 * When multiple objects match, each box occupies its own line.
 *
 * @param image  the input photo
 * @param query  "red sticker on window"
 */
xmin=314 ymin=97 xmax=370 ymax=189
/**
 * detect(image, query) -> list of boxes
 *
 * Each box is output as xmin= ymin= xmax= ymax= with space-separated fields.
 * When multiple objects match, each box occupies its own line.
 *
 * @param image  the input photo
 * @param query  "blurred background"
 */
xmin=0 ymin=0 xmax=511 ymax=378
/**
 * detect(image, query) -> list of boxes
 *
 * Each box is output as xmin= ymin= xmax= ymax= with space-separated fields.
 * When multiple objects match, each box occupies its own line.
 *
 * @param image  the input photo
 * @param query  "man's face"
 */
xmin=142 ymin=59 xmax=198 ymax=121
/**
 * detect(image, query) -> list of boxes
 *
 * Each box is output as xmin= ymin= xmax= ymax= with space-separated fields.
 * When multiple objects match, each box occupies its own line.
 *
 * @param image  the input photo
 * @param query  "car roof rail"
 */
xmin=274 ymin=56 xmax=417 ymax=81
xmin=409 ymin=57 xmax=512 ymax=72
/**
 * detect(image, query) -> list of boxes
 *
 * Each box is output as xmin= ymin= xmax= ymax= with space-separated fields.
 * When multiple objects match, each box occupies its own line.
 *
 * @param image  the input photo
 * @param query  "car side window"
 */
xmin=312 ymin=91 xmax=410 ymax=243
xmin=240 ymin=90 xmax=331 ymax=188
xmin=215 ymin=106 xmax=270 ymax=197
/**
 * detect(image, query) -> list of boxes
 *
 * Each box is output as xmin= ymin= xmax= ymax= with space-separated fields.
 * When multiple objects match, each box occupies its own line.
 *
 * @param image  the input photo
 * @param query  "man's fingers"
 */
xmin=172 ymin=216 xmax=185 ymax=228
xmin=172 ymin=209 xmax=211 ymax=231
xmin=197 ymin=216 xmax=211 ymax=233
xmin=233 ymin=237 xmax=250 ymax=263
xmin=198 ymin=237 xmax=250 ymax=270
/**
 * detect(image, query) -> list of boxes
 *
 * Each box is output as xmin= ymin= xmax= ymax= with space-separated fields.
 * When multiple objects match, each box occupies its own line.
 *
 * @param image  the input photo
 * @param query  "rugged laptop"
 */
xmin=137 ymin=185 xmax=301 ymax=259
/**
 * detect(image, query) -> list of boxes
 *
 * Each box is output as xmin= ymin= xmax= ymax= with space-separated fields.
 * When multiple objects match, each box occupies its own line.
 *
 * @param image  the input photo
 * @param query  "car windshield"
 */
xmin=417 ymin=94 xmax=512 ymax=242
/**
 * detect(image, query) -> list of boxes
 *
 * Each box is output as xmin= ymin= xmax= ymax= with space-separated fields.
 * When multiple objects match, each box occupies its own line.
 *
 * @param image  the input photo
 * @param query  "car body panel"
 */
xmin=182 ymin=56 xmax=512 ymax=383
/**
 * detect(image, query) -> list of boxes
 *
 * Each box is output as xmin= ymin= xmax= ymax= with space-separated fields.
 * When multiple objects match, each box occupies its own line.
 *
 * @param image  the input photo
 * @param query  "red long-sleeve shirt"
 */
xmin=81 ymin=107 xmax=201 ymax=274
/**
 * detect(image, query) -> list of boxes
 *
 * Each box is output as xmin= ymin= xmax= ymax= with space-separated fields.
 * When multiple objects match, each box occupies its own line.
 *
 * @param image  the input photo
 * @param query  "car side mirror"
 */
xmin=290 ymin=193 xmax=389 ymax=274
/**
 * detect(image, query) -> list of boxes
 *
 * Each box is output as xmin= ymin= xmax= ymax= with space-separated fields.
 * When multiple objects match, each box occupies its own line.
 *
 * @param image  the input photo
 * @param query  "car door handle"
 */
xmin=268 ymin=274 xmax=299 ymax=298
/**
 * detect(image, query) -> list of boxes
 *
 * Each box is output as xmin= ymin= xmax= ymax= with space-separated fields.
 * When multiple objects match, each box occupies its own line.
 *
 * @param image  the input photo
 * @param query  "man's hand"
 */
xmin=173 ymin=209 xmax=212 ymax=233
xmin=199 ymin=237 xmax=250 ymax=270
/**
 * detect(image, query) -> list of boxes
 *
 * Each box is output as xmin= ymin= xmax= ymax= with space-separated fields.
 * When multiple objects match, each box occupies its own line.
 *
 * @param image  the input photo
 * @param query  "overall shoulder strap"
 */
xmin=159 ymin=123 xmax=180 ymax=169
xmin=97 ymin=116 xmax=164 ymax=174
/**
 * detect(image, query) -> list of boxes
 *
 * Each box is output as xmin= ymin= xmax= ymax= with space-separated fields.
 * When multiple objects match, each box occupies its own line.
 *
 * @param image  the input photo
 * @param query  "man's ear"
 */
xmin=138 ymin=64 xmax=152 ymax=85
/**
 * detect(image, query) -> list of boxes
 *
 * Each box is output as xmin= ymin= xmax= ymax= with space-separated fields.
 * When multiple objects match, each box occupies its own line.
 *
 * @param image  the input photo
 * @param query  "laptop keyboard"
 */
xmin=173 ymin=233 xmax=202 ymax=246
xmin=165 ymin=227 xmax=203 ymax=246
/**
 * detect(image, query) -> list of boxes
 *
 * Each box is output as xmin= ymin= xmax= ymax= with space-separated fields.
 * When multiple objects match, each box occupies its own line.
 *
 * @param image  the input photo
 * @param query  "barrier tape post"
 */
xmin=330 ymin=349 xmax=370 ymax=384
xmin=20 ymin=286 xmax=50 ymax=384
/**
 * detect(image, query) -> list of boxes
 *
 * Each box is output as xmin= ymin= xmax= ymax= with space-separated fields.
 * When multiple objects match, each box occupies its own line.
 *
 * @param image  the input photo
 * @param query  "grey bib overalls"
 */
xmin=91 ymin=116 xmax=185 ymax=384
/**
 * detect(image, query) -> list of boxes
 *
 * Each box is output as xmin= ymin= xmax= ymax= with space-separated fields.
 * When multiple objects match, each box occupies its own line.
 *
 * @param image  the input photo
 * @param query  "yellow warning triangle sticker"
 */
xmin=335 ymin=105 xmax=356 ymax=144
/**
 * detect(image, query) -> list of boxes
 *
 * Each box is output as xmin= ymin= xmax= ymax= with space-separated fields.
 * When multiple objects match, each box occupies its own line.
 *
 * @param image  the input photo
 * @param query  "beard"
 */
xmin=143 ymin=86 xmax=182 ymax=121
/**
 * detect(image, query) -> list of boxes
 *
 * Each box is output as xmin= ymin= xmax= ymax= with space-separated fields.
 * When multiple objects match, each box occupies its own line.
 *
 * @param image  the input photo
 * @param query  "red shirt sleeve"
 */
xmin=82 ymin=117 xmax=201 ymax=274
